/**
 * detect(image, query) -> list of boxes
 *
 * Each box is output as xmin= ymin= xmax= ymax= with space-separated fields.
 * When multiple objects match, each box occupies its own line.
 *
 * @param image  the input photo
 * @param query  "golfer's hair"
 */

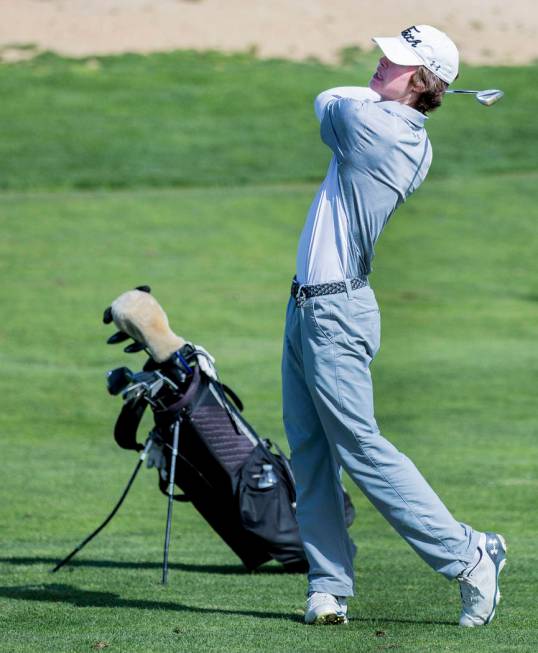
xmin=411 ymin=66 xmax=449 ymax=114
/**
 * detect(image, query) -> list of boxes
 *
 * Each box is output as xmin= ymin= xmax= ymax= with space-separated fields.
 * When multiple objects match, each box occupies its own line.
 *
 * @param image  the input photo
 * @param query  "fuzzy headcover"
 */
xmin=111 ymin=289 xmax=185 ymax=363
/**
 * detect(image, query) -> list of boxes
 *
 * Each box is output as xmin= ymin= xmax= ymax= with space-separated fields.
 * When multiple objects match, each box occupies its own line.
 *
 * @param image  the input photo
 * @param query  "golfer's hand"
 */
xmin=194 ymin=344 xmax=218 ymax=381
xmin=146 ymin=442 xmax=168 ymax=481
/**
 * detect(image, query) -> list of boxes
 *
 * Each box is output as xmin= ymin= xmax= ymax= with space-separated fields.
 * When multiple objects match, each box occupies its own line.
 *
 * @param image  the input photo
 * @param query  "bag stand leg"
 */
xmin=51 ymin=437 xmax=154 ymax=573
xmin=162 ymin=418 xmax=181 ymax=585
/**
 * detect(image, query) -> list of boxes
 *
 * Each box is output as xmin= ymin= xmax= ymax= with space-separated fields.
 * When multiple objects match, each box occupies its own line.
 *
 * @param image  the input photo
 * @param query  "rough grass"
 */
xmin=1 ymin=50 xmax=537 ymax=652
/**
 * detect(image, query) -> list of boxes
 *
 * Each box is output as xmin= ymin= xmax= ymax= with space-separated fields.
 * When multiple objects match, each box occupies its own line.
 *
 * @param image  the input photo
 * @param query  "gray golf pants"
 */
xmin=282 ymin=282 xmax=479 ymax=596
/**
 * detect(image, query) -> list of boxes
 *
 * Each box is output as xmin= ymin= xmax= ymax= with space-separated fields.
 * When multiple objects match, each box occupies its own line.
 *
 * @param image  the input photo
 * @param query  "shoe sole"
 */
xmin=459 ymin=533 xmax=507 ymax=627
xmin=306 ymin=612 xmax=348 ymax=625
xmin=484 ymin=533 xmax=507 ymax=626
xmin=461 ymin=533 xmax=507 ymax=627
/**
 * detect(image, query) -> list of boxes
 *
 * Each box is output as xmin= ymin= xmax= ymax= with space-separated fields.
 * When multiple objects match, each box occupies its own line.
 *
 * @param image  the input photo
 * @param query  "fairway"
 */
xmin=1 ymin=50 xmax=537 ymax=652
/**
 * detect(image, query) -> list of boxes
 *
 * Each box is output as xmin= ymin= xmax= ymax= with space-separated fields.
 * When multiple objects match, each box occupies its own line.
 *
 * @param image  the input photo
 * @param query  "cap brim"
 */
xmin=372 ymin=37 xmax=423 ymax=66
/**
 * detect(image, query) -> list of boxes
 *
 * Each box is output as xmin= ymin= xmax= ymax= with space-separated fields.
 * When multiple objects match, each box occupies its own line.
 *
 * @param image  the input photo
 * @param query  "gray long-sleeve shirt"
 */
xmin=296 ymin=88 xmax=432 ymax=284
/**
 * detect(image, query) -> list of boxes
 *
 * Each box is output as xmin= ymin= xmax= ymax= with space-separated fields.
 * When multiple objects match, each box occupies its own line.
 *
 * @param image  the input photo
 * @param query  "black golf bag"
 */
xmin=113 ymin=345 xmax=355 ymax=571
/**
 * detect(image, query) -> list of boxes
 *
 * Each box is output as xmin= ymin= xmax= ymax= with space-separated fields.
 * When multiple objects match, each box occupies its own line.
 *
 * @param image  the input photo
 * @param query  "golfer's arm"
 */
xmin=314 ymin=86 xmax=380 ymax=122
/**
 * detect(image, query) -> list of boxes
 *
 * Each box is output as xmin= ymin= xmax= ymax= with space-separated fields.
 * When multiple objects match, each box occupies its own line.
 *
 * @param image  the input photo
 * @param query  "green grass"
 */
xmin=1 ymin=50 xmax=537 ymax=652
xmin=0 ymin=50 xmax=536 ymax=191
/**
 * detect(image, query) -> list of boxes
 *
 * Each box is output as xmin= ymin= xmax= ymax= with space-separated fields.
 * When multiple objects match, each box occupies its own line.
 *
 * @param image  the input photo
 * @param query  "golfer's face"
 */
xmin=369 ymin=56 xmax=419 ymax=101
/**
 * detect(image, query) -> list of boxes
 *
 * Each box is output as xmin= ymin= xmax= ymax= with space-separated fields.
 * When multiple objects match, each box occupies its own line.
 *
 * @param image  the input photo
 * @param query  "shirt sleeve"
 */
xmin=320 ymin=96 xmax=371 ymax=162
xmin=314 ymin=86 xmax=380 ymax=122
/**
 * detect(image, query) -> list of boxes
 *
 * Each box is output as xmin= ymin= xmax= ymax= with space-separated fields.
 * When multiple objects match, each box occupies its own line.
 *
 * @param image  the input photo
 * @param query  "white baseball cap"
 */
xmin=372 ymin=25 xmax=459 ymax=84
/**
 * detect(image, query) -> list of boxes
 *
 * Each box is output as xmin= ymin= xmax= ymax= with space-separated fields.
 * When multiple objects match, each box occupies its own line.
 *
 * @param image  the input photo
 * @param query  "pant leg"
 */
xmin=282 ymin=297 xmax=356 ymax=596
xmin=299 ymin=286 xmax=479 ymax=580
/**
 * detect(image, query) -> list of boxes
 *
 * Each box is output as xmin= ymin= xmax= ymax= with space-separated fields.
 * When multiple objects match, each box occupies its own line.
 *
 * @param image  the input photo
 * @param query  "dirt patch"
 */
xmin=0 ymin=0 xmax=536 ymax=65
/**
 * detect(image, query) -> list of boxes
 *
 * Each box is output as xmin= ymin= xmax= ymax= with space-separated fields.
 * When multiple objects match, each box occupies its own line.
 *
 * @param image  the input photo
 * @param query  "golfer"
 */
xmin=282 ymin=25 xmax=506 ymax=627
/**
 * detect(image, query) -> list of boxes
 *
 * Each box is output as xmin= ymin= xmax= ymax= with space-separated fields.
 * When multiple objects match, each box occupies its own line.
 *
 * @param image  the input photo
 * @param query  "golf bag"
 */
xmin=113 ymin=345 xmax=356 ymax=571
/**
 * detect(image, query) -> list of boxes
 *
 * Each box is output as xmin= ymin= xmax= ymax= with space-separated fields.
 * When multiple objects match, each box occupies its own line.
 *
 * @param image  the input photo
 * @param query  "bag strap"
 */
xmin=159 ymin=364 xmax=201 ymax=414
xmin=221 ymin=383 xmax=244 ymax=412
xmin=114 ymin=396 xmax=147 ymax=451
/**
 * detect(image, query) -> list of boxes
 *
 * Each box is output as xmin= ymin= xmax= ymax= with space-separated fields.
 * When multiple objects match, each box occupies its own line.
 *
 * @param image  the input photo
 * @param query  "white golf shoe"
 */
xmin=304 ymin=592 xmax=348 ymax=625
xmin=457 ymin=532 xmax=507 ymax=627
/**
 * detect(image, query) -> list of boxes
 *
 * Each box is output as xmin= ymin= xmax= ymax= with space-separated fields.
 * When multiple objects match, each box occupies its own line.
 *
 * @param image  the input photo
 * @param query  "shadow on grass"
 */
xmin=0 ymin=583 xmax=456 ymax=626
xmin=0 ymin=556 xmax=302 ymax=575
xmin=0 ymin=583 xmax=301 ymax=621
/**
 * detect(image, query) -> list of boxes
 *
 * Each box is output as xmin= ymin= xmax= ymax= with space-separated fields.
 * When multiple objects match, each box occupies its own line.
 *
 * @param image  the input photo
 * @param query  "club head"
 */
xmin=106 ymin=367 xmax=134 ymax=395
xmin=475 ymin=89 xmax=504 ymax=106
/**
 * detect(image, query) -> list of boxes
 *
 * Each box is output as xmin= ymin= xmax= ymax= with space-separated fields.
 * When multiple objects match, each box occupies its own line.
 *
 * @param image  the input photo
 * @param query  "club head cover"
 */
xmin=109 ymin=289 xmax=186 ymax=363
xmin=103 ymin=286 xmax=150 ymax=325
xmin=124 ymin=342 xmax=146 ymax=354
xmin=107 ymin=331 xmax=131 ymax=345
xmin=103 ymin=306 xmax=113 ymax=324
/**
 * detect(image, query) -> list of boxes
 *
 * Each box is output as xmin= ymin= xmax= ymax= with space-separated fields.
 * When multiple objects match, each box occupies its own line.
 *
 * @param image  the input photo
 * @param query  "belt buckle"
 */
xmin=295 ymin=284 xmax=306 ymax=307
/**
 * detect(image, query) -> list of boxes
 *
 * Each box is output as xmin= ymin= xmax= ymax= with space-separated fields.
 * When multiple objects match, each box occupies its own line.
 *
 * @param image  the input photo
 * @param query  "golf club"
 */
xmin=445 ymin=89 xmax=504 ymax=106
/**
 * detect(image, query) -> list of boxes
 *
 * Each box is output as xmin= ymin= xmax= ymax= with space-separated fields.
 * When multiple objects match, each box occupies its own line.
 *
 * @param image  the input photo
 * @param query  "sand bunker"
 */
xmin=0 ymin=0 xmax=536 ymax=65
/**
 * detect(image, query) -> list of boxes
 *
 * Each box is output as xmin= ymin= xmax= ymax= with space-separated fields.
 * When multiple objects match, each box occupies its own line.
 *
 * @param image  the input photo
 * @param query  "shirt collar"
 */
xmin=377 ymin=100 xmax=428 ymax=128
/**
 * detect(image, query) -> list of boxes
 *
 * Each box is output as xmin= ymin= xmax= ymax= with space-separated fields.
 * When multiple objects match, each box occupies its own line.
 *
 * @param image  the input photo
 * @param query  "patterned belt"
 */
xmin=291 ymin=276 xmax=368 ymax=306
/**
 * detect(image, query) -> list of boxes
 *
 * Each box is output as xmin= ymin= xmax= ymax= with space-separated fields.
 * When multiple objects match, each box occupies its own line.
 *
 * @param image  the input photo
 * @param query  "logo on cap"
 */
xmin=401 ymin=26 xmax=422 ymax=48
